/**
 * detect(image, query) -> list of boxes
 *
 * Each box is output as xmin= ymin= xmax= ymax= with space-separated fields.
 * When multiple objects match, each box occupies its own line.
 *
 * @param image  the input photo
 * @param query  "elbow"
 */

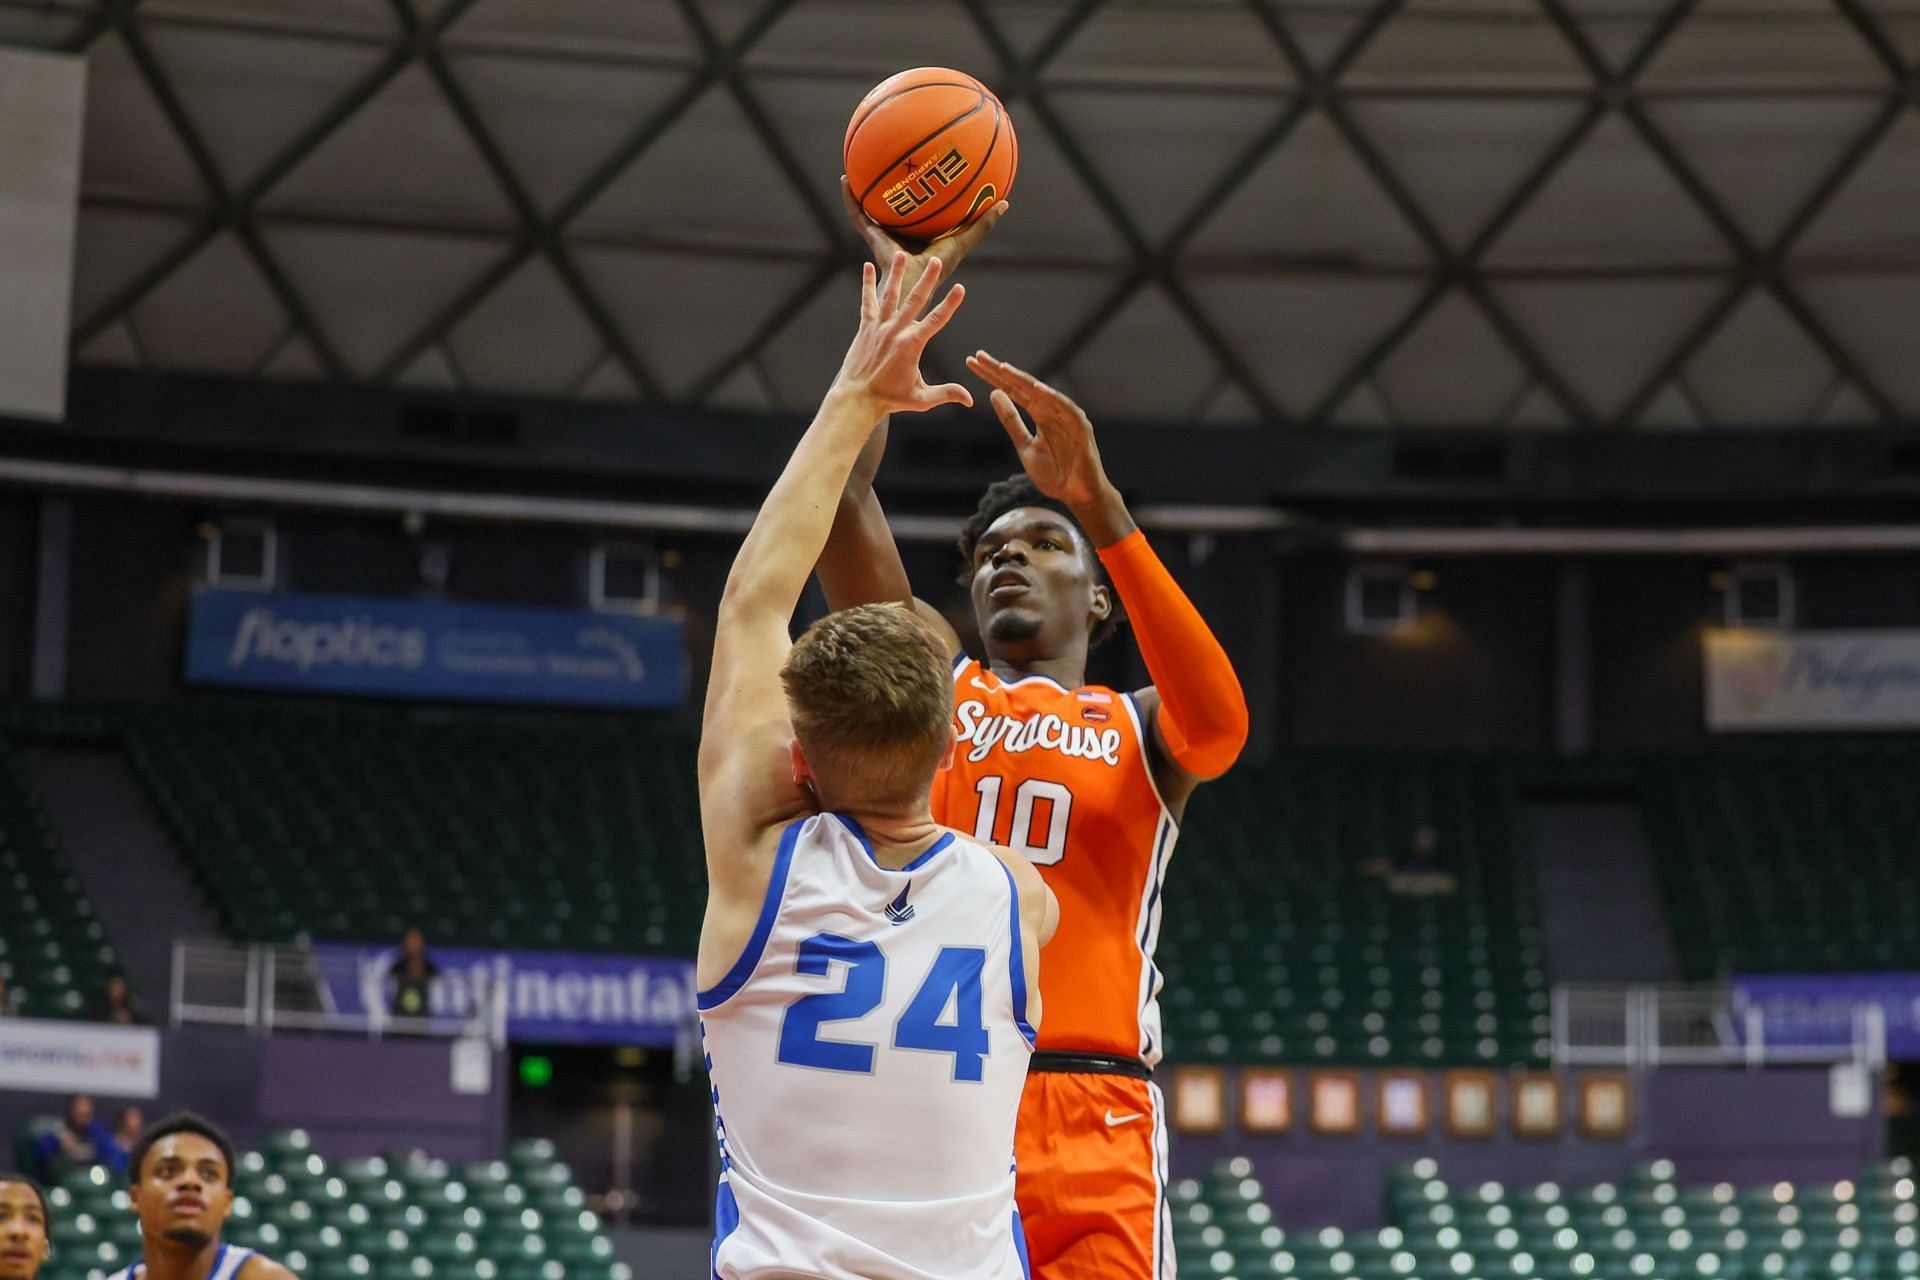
xmin=1166 ymin=700 xmax=1250 ymax=781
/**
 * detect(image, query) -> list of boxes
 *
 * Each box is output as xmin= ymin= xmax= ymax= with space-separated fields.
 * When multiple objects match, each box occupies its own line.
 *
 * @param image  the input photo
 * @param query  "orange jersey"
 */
xmin=932 ymin=657 xmax=1177 ymax=1065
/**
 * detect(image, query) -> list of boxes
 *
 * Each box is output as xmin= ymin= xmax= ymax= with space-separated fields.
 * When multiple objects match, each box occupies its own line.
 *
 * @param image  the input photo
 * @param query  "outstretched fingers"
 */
xmin=970 ymin=350 xmax=1048 ymax=398
xmin=901 ymin=254 xmax=946 ymax=322
xmin=918 ymin=281 xmax=966 ymax=336
xmin=988 ymin=387 xmax=1035 ymax=449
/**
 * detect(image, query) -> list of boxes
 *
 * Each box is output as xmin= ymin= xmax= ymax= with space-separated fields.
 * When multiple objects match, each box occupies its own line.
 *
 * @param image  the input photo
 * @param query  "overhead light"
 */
xmin=1346 ymin=563 xmax=1417 ymax=636
xmin=1722 ymin=562 xmax=1793 ymax=630
xmin=200 ymin=518 xmax=277 ymax=590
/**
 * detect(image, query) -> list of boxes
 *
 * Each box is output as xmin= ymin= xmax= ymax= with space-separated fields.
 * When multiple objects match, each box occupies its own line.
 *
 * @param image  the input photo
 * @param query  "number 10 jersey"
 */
xmin=933 ymin=658 xmax=1178 ymax=1067
xmin=698 ymin=812 xmax=1036 ymax=1280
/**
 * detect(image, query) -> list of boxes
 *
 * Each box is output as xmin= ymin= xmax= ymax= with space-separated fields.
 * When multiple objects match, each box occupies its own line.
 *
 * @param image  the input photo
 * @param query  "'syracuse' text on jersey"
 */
xmin=698 ymin=812 xmax=1036 ymax=1280
xmin=933 ymin=658 xmax=1176 ymax=1065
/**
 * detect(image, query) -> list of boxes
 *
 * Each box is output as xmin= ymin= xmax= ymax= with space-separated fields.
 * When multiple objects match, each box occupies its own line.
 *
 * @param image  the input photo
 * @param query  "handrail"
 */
xmin=1552 ymin=982 xmax=1885 ymax=1070
xmin=171 ymin=938 xmax=502 ymax=1046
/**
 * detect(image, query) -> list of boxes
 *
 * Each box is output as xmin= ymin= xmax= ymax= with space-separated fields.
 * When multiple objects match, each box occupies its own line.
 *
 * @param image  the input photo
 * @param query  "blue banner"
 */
xmin=187 ymin=589 xmax=684 ymax=708
xmin=1731 ymin=973 xmax=1920 ymax=1057
xmin=312 ymin=943 xmax=697 ymax=1047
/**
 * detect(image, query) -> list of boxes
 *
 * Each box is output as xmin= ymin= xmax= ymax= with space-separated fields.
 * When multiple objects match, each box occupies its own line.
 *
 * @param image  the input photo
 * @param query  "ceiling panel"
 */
xmin=126 ymin=230 xmax=289 ymax=373
xmin=1341 ymin=0 xmax=1592 ymax=89
xmin=1049 ymin=86 xmax=1290 ymax=242
xmin=1494 ymin=277 xmax=1725 ymax=418
xmin=1373 ymin=291 xmax=1531 ymax=425
xmin=1187 ymin=110 xmax=1429 ymax=267
xmin=1066 ymin=283 xmax=1225 ymax=421
xmin=444 ymin=256 xmax=602 ymax=395
xmin=1794 ymin=271 xmax=1920 ymax=413
xmin=1645 ymin=95 xmax=1887 ymax=248
xmin=1681 ymin=288 xmax=1838 ymax=425
xmin=143 ymin=21 xmax=393 ymax=194
xmin=1347 ymin=96 xmax=1589 ymax=251
xmin=575 ymin=247 xmax=820 ymax=399
xmin=569 ymin=84 xmax=830 ymax=251
xmin=260 ymin=224 xmax=510 ymax=376
xmin=1187 ymin=272 xmax=1428 ymax=415
xmin=259 ymin=63 xmax=518 ymax=228
xmin=443 ymin=0 xmax=698 ymax=60
xmin=448 ymin=54 xmax=696 ymax=218
xmin=1483 ymin=114 xmax=1732 ymax=267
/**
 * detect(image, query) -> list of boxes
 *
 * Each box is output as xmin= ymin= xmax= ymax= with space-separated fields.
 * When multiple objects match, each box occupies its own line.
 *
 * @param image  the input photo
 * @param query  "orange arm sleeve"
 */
xmin=1096 ymin=529 xmax=1249 ymax=779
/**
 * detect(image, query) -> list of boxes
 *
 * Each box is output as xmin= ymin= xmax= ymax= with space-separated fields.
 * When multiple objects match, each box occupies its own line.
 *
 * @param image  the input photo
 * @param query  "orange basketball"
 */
xmin=844 ymin=67 xmax=1017 ymax=242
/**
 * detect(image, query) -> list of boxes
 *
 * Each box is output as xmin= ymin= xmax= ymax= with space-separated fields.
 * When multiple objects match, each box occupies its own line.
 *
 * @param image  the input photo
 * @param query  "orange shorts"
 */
xmin=1014 ymin=1070 xmax=1171 ymax=1280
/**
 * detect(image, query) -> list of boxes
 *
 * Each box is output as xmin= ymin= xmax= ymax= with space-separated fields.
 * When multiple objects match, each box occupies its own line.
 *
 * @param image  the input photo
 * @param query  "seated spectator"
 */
xmin=88 ymin=974 xmax=148 ymax=1026
xmin=32 ymin=1095 xmax=125 ymax=1183
xmin=112 ymin=1106 xmax=143 ymax=1157
xmin=386 ymin=928 xmax=441 ymax=1022
xmin=1388 ymin=823 xmax=1459 ymax=896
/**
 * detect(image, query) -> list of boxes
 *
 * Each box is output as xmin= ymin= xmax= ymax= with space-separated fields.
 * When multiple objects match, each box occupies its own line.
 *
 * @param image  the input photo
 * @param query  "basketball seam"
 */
xmin=889 ymin=98 xmax=1006 ymax=234
xmin=852 ymin=95 xmax=989 ymax=210
xmin=843 ymin=81 xmax=990 ymax=171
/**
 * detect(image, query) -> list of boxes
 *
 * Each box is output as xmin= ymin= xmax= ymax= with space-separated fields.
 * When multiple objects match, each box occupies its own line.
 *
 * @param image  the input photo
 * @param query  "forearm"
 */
xmin=818 ymin=417 xmax=916 ymax=610
xmin=1096 ymin=526 xmax=1249 ymax=779
xmin=721 ymin=387 xmax=881 ymax=623
xmin=819 ymin=485 xmax=917 ymax=610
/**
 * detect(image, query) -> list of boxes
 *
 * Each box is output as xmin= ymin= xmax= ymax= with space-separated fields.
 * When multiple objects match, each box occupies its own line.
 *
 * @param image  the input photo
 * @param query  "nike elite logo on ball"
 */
xmin=1104 ymin=1110 xmax=1145 ymax=1127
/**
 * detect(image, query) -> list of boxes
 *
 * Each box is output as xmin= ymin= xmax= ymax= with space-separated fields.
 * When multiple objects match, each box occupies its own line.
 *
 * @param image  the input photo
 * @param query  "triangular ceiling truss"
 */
xmin=6 ymin=0 xmax=1916 ymax=427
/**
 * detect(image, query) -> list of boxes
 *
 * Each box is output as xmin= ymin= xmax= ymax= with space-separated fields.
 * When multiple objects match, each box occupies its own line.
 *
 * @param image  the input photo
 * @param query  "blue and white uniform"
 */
xmin=117 ymin=1243 xmax=257 ymax=1279
xmin=699 ymin=812 xmax=1037 ymax=1280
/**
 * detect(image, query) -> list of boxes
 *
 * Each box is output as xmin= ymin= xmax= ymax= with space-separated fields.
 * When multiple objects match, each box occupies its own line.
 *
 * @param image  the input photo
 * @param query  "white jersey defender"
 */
xmin=698 ymin=812 xmax=1036 ymax=1280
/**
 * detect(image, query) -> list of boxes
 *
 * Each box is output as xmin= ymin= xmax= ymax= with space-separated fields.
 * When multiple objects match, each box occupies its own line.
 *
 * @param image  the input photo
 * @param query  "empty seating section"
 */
xmin=1174 ymin=1156 xmax=1920 ymax=1280
xmin=1639 ymin=740 xmax=1920 ymax=979
xmin=1159 ymin=753 xmax=1549 ymax=1066
xmin=121 ymin=708 xmax=704 ymax=954
xmin=0 ymin=742 xmax=118 ymax=1017
xmin=41 ymin=1132 xmax=630 ymax=1280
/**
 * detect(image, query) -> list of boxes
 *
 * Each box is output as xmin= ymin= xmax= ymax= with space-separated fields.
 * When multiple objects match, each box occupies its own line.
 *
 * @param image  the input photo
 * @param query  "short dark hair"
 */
xmin=956 ymin=474 xmax=1123 ymax=649
xmin=0 ymin=1173 xmax=50 ymax=1228
xmin=127 ymin=1112 xmax=237 ymax=1183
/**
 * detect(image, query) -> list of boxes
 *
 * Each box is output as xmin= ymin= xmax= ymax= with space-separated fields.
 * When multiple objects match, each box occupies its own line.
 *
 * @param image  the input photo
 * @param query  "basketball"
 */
xmin=844 ymin=67 xmax=1018 ymax=242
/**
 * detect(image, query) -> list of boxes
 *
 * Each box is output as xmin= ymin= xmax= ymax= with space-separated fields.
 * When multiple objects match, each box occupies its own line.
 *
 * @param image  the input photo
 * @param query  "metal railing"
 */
xmin=171 ymin=939 xmax=505 ymax=1046
xmin=1552 ymin=983 xmax=1886 ymax=1069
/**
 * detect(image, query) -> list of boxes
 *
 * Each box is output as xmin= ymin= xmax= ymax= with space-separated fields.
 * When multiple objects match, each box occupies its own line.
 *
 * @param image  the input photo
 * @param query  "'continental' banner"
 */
xmin=1705 ymin=628 xmax=1920 ymax=731
xmin=310 ymin=943 xmax=695 ymax=1046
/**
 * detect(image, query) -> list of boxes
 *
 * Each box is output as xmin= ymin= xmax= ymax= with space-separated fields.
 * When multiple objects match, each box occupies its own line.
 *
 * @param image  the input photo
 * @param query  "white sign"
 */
xmin=0 ymin=1018 xmax=161 ymax=1097
xmin=1705 ymin=629 xmax=1920 ymax=731
xmin=450 ymin=1037 xmax=492 ymax=1096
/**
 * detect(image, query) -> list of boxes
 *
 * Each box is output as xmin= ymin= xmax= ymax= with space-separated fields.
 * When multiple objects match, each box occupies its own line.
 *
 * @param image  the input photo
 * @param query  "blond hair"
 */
xmin=780 ymin=603 xmax=952 ymax=807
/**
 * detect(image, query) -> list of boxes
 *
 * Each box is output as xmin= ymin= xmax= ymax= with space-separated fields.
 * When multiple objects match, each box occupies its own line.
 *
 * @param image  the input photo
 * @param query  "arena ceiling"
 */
xmin=5 ymin=0 xmax=1919 ymax=430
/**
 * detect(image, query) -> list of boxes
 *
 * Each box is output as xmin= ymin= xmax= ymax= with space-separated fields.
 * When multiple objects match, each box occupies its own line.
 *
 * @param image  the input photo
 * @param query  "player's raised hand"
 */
xmin=842 ymin=174 xmax=1009 ymax=297
xmin=967 ymin=351 xmax=1112 ymax=510
xmin=835 ymin=251 xmax=973 ymax=417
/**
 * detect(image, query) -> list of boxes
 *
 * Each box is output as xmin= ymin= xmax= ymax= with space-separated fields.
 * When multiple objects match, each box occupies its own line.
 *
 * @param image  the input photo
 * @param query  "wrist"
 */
xmin=821 ymin=382 xmax=887 ymax=433
xmin=1069 ymin=481 xmax=1136 ymax=549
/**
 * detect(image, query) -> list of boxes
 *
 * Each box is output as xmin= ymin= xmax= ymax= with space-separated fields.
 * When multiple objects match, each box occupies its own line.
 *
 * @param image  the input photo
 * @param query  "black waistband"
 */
xmin=1029 ymin=1050 xmax=1152 ymax=1079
